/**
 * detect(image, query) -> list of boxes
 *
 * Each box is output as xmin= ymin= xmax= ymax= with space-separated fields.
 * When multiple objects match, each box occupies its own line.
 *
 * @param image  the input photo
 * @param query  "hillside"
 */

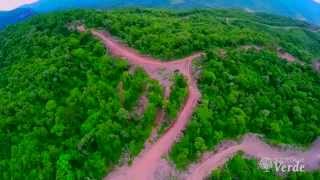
xmin=0 ymin=9 xmax=320 ymax=179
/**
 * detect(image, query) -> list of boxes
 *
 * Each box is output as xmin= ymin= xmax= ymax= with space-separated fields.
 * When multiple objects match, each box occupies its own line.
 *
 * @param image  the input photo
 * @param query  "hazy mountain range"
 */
xmin=0 ymin=8 xmax=35 ymax=29
xmin=0 ymin=0 xmax=319 ymax=29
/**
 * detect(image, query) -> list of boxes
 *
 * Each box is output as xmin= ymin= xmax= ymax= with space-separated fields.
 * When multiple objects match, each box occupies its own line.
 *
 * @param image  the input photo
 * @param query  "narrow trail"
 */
xmin=314 ymin=61 xmax=320 ymax=72
xmin=80 ymin=27 xmax=320 ymax=180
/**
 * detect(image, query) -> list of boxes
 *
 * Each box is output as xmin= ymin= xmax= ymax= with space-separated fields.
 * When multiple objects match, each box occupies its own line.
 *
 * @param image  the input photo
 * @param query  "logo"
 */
xmin=259 ymin=157 xmax=273 ymax=171
xmin=259 ymin=157 xmax=305 ymax=173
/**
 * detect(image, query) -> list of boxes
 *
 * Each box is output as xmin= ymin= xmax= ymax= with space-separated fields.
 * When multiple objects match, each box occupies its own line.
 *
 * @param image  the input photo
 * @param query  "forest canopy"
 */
xmin=0 ymin=11 xmax=164 ymax=179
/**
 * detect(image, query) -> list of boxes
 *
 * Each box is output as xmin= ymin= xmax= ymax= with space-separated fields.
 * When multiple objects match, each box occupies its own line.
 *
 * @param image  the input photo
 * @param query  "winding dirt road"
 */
xmin=91 ymin=30 xmax=202 ymax=180
xmin=82 ymin=28 xmax=320 ymax=180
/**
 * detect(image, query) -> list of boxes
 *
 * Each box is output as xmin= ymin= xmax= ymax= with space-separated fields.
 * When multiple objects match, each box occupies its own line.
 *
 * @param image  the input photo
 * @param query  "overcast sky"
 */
xmin=0 ymin=0 xmax=38 ymax=11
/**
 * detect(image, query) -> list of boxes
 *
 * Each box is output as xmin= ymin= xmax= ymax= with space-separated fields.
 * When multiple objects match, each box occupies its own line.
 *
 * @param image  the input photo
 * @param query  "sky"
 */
xmin=0 ymin=0 xmax=38 ymax=11
xmin=1 ymin=0 xmax=320 ymax=11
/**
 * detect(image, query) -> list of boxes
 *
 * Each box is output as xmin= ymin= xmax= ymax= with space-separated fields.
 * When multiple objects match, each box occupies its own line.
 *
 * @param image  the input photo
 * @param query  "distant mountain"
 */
xmin=22 ymin=0 xmax=169 ymax=11
xmin=0 ymin=8 xmax=36 ymax=29
xmin=1 ymin=0 xmax=319 ymax=29
xmin=175 ymin=0 xmax=320 ymax=25
xmin=23 ymin=0 xmax=320 ymax=25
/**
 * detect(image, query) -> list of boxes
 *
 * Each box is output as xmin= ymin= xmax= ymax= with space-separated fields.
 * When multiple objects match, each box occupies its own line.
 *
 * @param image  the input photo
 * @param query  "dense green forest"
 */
xmin=170 ymin=48 xmax=320 ymax=169
xmin=20 ymin=9 xmax=320 ymax=62
xmin=0 ymin=8 xmax=320 ymax=179
xmin=77 ymin=9 xmax=320 ymax=62
xmin=210 ymin=154 xmax=320 ymax=180
xmin=0 ymin=11 xmax=163 ymax=179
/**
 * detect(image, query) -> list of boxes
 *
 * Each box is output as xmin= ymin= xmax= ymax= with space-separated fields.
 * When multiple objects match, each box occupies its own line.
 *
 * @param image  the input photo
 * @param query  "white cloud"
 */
xmin=0 ymin=0 xmax=38 ymax=11
xmin=314 ymin=0 xmax=320 ymax=4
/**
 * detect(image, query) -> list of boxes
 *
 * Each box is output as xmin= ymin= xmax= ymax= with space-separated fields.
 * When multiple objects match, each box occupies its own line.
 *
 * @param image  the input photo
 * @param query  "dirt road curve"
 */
xmin=84 ymin=28 xmax=320 ymax=180
xmin=187 ymin=134 xmax=320 ymax=180
xmin=91 ymin=30 xmax=202 ymax=180
xmin=91 ymin=30 xmax=202 ymax=97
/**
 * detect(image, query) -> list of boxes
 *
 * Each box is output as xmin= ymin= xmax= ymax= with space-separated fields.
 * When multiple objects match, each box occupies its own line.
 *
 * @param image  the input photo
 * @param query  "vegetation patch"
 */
xmin=159 ymin=73 xmax=188 ymax=134
xmin=170 ymin=49 xmax=320 ymax=169
xmin=210 ymin=154 xmax=320 ymax=179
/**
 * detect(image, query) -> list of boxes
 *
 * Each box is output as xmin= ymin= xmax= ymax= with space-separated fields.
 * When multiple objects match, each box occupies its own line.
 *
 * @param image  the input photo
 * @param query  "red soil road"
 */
xmin=277 ymin=48 xmax=296 ymax=62
xmin=314 ymin=61 xmax=320 ymax=72
xmin=187 ymin=134 xmax=320 ymax=180
xmin=91 ymin=30 xmax=202 ymax=180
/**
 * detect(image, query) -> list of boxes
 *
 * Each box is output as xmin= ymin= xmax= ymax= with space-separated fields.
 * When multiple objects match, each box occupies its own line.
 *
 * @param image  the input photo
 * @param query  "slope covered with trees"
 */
xmin=27 ymin=9 xmax=319 ymax=62
xmin=170 ymin=48 xmax=320 ymax=169
xmin=76 ymin=9 xmax=320 ymax=62
xmin=0 ymin=12 xmax=163 ymax=179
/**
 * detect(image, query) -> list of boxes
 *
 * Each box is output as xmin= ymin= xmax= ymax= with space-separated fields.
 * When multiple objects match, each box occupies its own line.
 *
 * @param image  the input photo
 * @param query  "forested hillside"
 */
xmin=0 ymin=9 xmax=319 ymax=179
xmin=0 ymin=11 xmax=163 ymax=179
xmin=170 ymin=47 xmax=320 ymax=169
xmin=77 ymin=9 xmax=320 ymax=62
